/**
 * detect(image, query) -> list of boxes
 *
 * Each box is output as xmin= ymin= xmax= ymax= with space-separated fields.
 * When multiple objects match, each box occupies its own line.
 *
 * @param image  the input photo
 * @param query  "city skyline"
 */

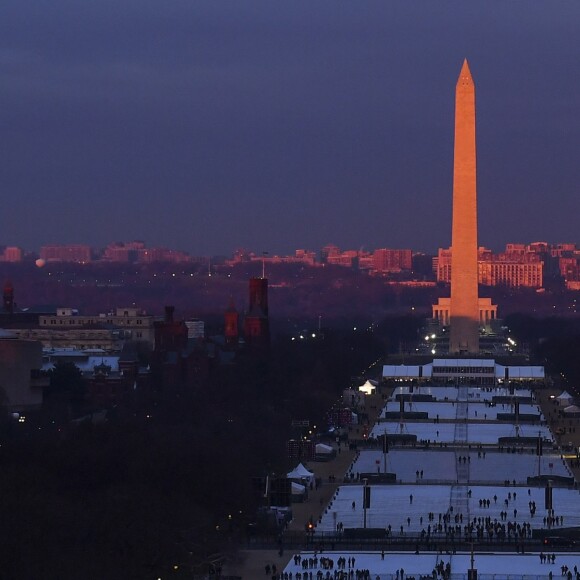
xmin=1 ymin=2 xmax=579 ymax=255
xmin=0 ymin=237 xmax=578 ymax=258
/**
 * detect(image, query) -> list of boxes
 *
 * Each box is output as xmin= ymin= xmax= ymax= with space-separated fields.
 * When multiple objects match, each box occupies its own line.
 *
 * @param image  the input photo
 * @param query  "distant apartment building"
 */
xmin=551 ymin=243 xmax=577 ymax=257
xmin=556 ymin=245 xmax=580 ymax=290
xmin=0 ymin=246 xmax=23 ymax=262
xmin=479 ymin=257 xmax=543 ymax=288
xmin=252 ymin=250 xmax=318 ymax=266
xmin=525 ymin=242 xmax=578 ymax=285
xmin=102 ymin=241 xmax=192 ymax=264
xmin=327 ymin=250 xmax=358 ymax=268
xmin=372 ymin=248 xmax=412 ymax=273
xmin=102 ymin=241 xmax=146 ymax=263
xmin=294 ymin=249 xmax=317 ymax=265
xmin=358 ymin=253 xmax=375 ymax=271
xmin=40 ymin=244 xmax=92 ymax=263
xmin=320 ymin=244 xmax=341 ymax=263
xmin=8 ymin=307 xmax=156 ymax=351
xmin=436 ymin=245 xmax=543 ymax=288
xmin=137 ymin=247 xmax=191 ymax=263
xmin=318 ymin=244 xmax=360 ymax=268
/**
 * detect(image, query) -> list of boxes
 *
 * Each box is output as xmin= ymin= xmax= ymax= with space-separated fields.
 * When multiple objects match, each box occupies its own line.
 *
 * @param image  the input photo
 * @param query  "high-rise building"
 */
xmin=373 ymin=249 xmax=412 ymax=273
xmin=40 ymin=244 xmax=92 ymax=263
xmin=436 ymin=245 xmax=543 ymax=289
xmin=0 ymin=246 xmax=23 ymax=262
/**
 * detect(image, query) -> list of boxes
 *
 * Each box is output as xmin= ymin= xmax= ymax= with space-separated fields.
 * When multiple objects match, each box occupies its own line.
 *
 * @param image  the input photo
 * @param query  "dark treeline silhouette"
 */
xmin=0 ymin=322 xmax=389 ymax=578
xmin=1 ymin=262 xmax=577 ymax=320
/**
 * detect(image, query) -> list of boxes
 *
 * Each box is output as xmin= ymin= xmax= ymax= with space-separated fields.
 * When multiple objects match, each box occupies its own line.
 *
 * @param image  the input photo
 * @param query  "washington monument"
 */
xmin=449 ymin=59 xmax=480 ymax=354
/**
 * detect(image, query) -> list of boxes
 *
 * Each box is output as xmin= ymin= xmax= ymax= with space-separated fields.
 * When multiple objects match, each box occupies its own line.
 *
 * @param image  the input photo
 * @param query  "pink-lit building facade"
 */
xmin=40 ymin=244 xmax=92 ymax=263
xmin=435 ymin=244 xmax=544 ymax=289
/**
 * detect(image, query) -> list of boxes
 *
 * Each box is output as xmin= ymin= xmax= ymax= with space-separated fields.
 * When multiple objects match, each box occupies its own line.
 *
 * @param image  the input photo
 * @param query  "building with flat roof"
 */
xmin=0 ymin=331 xmax=48 ymax=410
xmin=40 ymin=244 xmax=92 ymax=263
xmin=382 ymin=358 xmax=545 ymax=385
xmin=7 ymin=307 xmax=156 ymax=351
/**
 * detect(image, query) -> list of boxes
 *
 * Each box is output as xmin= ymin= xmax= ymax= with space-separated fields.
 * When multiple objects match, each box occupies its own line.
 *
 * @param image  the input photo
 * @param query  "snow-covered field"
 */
xmin=347 ymin=449 xmax=571 ymax=483
xmin=316 ymin=485 xmax=580 ymax=533
xmin=369 ymin=421 xmax=554 ymax=445
xmin=380 ymin=401 xmax=543 ymax=421
xmin=390 ymin=385 xmax=534 ymax=402
xmin=283 ymin=551 xmax=580 ymax=579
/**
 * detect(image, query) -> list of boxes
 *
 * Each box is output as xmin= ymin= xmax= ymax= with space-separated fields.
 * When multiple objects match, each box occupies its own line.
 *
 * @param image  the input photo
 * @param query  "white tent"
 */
xmin=287 ymin=463 xmax=314 ymax=483
xmin=563 ymin=405 xmax=580 ymax=415
xmin=556 ymin=391 xmax=574 ymax=406
xmin=359 ymin=380 xmax=376 ymax=395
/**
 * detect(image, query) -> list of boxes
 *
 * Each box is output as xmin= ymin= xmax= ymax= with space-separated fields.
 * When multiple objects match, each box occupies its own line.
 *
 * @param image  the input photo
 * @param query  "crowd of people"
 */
xmin=272 ymin=385 xmax=580 ymax=580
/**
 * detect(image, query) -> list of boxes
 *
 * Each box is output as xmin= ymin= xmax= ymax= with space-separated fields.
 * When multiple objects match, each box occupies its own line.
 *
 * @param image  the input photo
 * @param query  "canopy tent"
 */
xmin=359 ymin=380 xmax=376 ymax=395
xmin=287 ymin=463 xmax=314 ymax=483
xmin=563 ymin=405 xmax=580 ymax=415
xmin=556 ymin=391 xmax=574 ymax=406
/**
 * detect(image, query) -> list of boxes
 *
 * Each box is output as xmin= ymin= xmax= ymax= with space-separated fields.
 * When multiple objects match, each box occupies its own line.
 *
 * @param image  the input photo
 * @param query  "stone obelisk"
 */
xmin=449 ymin=59 xmax=479 ymax=354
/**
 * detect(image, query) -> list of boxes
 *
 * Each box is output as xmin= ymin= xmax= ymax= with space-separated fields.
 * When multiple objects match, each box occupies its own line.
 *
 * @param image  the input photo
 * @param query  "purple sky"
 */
xmin=0 ymin=1 xmax=579 ymax=256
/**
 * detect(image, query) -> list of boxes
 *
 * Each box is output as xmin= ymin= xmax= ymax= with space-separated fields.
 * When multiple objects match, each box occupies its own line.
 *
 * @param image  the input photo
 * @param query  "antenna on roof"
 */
xmin=262 ymin=252 xmax=269 ymax=279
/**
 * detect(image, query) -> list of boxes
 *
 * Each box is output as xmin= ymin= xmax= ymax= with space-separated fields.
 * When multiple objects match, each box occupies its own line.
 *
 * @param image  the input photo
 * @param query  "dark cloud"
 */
xmin=0 ymin=1 xmax=579 ymax=254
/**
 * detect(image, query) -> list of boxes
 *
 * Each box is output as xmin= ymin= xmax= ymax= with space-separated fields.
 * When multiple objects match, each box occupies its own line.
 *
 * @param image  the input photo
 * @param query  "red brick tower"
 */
xmin=249 ymin=277 xmax=268 ymax=317
xmin=3 ymin=280 xmax=14 ymax=315
xmin=244 ymin=277 xmax=270 ymax=348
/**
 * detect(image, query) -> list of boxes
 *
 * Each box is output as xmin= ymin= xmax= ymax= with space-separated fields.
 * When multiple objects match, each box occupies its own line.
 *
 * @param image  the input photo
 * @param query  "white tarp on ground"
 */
xmin=380 ymin=400 xmax=543 ymax=421
xmin=291 ymin=482 xmax=306 ymax=495
xmin=315 ymin=443 xmax=334 ymax=454
xmin=317 ymin=485 xmax=580 ymax=533
xmin=370 ymin=421 xmax=554 ymax=445
xmin=287 ymin=463 xmax=314 ymax=483
xmin=348 ymin=448 xmax=571 ymax=484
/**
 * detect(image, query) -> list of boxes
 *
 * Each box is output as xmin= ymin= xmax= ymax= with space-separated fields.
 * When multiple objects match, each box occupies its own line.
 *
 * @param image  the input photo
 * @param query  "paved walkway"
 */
xmin=222 ymin=392 xmax=385 ymax=578
xmin=224 ymin=383 xmax=580 ymax=578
